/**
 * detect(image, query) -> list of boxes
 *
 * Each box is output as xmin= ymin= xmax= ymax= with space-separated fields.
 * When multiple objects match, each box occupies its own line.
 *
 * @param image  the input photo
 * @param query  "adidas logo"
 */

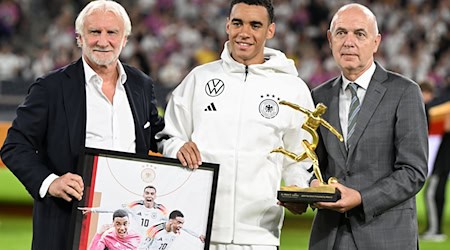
xmin=204 ymin=102 xmax=217 ymax=111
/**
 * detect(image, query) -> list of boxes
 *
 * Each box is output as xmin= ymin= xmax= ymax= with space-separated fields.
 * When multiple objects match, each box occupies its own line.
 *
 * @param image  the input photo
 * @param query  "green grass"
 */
xmin=0 ymin=214 xmax=32 ymax=250
xmin=0 ymin=168 xmax=32 ymax=249
xmin=1 ymin=168 xmax=450 ymax=249
xmin=0 ymin=168 xmax=32 ymax=204
xmin=280 ymin=212 xmax=314 ymax=249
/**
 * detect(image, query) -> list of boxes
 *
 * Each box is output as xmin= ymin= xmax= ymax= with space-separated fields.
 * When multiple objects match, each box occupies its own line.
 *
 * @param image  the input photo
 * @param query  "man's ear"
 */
xmin=122 ymin=36 xmax=128 ymax=48
xmin=76 ymin=34 xmax=82 ymax=48
xmin=226 ymin=17 xmax=231 ymax=36
xmin=266 ymin=22 xmax=276 ymax=40
xmin=327 ymin=30 xmax=332 ymax=49
xmin=373 ymin=33 xmax=381 ymax=54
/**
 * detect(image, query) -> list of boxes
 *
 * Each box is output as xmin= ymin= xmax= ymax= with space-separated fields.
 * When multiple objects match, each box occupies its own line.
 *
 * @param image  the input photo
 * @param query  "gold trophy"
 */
xmin=272 ymin=101 xmax=343 ymax=203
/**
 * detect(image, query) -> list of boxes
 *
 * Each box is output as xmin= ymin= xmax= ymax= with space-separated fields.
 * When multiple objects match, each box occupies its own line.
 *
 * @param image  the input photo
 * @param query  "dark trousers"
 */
xmin=333 ymin=215 xmax=357 ymax=250
xmin=424 ymin=132 xmax=450 ymax=234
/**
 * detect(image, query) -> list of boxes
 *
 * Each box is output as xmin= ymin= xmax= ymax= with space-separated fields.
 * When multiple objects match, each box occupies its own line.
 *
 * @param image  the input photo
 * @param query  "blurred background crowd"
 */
xmin=0 ymin=0 xmax=449 ymax=113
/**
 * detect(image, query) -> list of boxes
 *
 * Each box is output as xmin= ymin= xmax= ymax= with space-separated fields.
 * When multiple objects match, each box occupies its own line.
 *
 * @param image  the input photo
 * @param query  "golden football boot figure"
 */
xmin=272 ymin=101 xmax=343 ymax=185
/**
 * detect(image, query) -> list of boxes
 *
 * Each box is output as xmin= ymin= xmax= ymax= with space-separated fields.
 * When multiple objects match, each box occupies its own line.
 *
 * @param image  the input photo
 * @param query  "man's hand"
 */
xmin=278 ymin=201 xmax=308 ymax=215
xmin=310 ymin=179 xmax=321 ymax=188
xmin=177 ymin=141 xmax=202 ymax=169
xmin=199 ymin=235 xmax=205 ymax=243
xmin=48 ymin=172 xmax=84 ymax=202
xmin=312 ymin=182 xmax=362 ymax=213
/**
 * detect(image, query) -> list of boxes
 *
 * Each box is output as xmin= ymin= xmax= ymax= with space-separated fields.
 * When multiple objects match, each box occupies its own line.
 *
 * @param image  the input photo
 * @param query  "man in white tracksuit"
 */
xmin=157 ymin=0 xmax=314 ymax=249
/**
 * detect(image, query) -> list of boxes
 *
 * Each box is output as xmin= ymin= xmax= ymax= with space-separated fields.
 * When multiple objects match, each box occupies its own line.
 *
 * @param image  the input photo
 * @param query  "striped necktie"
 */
xmin=347 ymin=82 xmax=360 ymax=144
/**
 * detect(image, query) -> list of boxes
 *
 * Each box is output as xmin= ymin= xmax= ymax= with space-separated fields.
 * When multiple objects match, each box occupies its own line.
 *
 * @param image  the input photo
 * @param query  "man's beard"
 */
xmin=84 ymin=47 xmax=119 ymax=66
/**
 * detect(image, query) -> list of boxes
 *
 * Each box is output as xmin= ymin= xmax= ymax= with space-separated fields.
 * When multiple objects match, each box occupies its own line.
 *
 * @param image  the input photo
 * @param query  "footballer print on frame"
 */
xmin=68 ymin=148 xmax=219 ymax=250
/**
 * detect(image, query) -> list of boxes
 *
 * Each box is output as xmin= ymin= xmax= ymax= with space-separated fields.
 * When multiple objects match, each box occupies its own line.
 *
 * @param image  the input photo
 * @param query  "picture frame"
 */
xmin=68 ymin=148 xmax=219 ymax=250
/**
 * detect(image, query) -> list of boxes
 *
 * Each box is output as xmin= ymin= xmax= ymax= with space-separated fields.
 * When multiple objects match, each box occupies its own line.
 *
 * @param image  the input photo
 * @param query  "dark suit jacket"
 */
xmin=0 ymin=59 xmax=164 ymax=250
xmin=309 ymin=63 xmax=428 ymax=250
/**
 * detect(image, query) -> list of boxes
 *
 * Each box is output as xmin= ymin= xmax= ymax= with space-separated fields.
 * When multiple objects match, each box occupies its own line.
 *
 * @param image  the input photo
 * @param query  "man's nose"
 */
xmin=238 ymin=24 xmax=251 ymax=38
xmin=343 ymin=34 xmax=356 ymax=47
xmin=97 ymin=32 xmax=109 ymax=46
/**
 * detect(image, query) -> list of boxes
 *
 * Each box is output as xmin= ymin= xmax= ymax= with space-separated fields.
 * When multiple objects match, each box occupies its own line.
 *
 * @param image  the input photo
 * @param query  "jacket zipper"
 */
xmin=244 ymin=65 xmax=248 ymax=82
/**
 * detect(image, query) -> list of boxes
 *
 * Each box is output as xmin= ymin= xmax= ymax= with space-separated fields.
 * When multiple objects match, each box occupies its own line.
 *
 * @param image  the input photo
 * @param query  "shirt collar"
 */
xmin=341 ymin=62 xmax=376 ymax=91
xmin=82 ymin=57 xmax=127 ymax=86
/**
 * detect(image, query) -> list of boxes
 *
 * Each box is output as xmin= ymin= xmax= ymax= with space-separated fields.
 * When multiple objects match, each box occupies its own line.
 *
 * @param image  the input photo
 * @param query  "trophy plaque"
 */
xmin=272 ymin=101 xmax=343 ymax=203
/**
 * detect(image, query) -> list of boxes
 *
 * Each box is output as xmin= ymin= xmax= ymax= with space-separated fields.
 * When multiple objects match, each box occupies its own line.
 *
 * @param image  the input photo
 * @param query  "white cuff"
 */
xmin=39 ymin=174 xmax=59 ymax=198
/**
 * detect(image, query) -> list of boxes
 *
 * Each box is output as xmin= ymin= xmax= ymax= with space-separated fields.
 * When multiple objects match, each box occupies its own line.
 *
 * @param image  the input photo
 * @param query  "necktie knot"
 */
xmin=348 ymin=82 xmax=359 ymax=95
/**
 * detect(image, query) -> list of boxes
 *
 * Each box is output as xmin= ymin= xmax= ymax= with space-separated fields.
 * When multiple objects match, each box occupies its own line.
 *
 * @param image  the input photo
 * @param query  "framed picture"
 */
xmin=68 ymin=148 xmax=219 ymax=250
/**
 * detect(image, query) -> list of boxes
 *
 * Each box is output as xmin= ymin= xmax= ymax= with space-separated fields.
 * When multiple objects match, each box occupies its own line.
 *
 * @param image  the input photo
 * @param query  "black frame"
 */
xmin=68 ymin=148 xmax=219 ymax=250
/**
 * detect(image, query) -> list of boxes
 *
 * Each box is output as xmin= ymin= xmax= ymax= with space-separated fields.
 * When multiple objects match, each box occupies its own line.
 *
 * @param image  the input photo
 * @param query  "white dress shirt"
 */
xmin=39 ymin=57 xmax=136 ymax=198
xmin=84 ymin=59 xmax=136 ymax=153
xmin=339 ymin=62 xmax=376 ymax=145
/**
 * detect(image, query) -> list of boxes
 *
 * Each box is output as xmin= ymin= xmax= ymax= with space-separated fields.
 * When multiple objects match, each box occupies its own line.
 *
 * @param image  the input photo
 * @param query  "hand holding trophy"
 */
xmin=272 ymin=101 xmax=343 ymax=203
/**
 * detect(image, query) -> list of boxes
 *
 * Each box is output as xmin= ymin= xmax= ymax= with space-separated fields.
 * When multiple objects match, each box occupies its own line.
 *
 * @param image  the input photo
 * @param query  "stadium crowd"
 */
xmin=0 ymin=0 xmax=449 ymax=107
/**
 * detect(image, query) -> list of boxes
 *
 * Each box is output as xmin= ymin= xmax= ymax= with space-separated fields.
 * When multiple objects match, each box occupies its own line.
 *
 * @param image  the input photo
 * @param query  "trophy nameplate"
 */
xmin=272 ymin=101 xmax=343 ymax=203
xmin=277 ymin=185 xmax=341 ymax=204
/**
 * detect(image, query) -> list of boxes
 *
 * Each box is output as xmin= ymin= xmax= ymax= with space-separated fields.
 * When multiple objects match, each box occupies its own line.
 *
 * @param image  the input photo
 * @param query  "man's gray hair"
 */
xmin=75 ymin=0 xmax=131 ymax=37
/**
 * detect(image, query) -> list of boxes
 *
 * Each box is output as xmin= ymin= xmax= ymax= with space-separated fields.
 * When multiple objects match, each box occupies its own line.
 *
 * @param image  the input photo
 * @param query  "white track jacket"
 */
xmin=157 ymin=42 xmax=314 ymax=246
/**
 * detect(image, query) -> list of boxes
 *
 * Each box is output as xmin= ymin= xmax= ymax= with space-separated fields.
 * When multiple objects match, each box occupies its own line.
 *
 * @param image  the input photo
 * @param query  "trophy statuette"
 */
xmin=272 ymin=101 xmax=343 ymax=203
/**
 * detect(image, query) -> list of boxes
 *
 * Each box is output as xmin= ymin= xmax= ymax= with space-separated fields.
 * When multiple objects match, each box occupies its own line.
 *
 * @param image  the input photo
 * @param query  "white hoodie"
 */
xmin=157 ymin=42 xmax=314 ymax=246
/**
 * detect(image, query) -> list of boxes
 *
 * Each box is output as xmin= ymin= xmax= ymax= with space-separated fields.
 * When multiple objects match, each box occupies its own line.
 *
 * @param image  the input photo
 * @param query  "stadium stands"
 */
xmin=0 ymin=0 xmax=448 ymax=116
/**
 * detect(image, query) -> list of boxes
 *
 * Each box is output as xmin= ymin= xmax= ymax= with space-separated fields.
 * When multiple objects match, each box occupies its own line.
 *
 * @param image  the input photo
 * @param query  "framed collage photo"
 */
xmin=68 ymin=148 xmax=219 ymax=250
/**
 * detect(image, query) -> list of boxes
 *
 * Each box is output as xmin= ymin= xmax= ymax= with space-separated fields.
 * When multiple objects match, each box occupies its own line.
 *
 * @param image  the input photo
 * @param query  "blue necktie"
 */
xmin=347 ymin=82 xmax=360 ymax=145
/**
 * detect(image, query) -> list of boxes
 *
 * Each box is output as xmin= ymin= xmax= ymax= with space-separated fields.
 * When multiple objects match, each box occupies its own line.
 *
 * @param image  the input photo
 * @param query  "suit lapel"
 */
xmin=62 ymin=59 xmax=86 ymax=155
xmin=123 ymin=69 xmax=147 ymax=153
xmin=62 ymin=62 xmax=148 ymax=155
xmin=346 ymin=64 xmax=388 ymax=159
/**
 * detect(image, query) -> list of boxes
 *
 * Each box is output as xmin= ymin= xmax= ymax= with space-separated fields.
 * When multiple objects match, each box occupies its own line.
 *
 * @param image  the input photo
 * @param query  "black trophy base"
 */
xmin=277 ymin=187 xmax=341 ymax=204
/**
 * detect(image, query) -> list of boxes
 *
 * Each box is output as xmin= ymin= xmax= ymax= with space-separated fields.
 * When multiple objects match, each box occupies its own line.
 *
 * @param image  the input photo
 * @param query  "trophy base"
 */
xmin=277 ymin=185 xmax=341 ymax=203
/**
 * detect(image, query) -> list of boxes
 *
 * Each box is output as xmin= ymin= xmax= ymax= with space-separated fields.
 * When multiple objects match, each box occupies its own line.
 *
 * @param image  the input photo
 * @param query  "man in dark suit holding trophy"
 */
xmin=308 ymin=3 xmax=428 ymax=250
